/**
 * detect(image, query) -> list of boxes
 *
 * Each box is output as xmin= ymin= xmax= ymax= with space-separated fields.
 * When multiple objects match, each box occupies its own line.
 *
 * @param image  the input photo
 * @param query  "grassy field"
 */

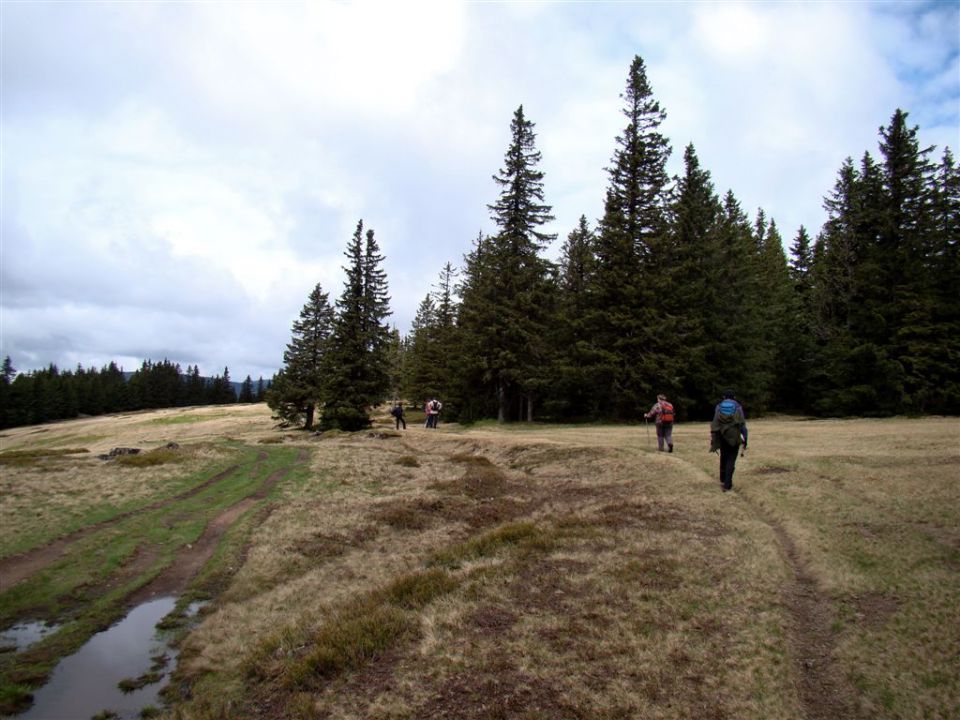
xmin=0 ymin=406 xmax=957 ymax=719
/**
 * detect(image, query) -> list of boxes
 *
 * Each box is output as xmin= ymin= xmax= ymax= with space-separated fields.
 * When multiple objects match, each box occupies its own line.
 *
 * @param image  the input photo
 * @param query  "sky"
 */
xmin=2 ymin=1 xmax=958 ymax=383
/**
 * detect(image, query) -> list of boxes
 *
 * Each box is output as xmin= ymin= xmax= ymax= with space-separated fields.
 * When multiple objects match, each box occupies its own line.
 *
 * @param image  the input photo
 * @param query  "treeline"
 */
xmin=397 ymin=55 xmax=959 ymax=422
xmin=0 ymin=358 xmax=268 ymax=429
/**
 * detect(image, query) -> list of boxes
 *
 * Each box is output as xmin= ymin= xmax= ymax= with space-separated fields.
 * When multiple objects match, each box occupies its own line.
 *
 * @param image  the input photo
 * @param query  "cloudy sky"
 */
xmin=2 ymin=1 xmax=958 ymax=383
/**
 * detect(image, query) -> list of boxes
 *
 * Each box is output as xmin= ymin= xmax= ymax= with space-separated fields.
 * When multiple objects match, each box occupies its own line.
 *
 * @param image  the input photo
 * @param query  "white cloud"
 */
xmin=2 ymin=1 xmax=957 ymax=381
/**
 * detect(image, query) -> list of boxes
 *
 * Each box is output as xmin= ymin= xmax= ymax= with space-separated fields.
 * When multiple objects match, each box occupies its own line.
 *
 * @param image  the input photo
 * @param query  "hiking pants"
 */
xmin=656 ymin=422 xmax=673 ymax=451
xmin=395 ymin=416 xmax=406 ymax=430
xmin=719 ymin=442 xmax=739 ymax=490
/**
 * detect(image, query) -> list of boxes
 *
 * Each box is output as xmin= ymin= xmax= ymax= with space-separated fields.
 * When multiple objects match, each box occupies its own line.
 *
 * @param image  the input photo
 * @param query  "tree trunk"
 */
xmin=305 ymin=403 xmax=315 ymax=431
xmin=497 ymin=382 xmax=508 ymax=424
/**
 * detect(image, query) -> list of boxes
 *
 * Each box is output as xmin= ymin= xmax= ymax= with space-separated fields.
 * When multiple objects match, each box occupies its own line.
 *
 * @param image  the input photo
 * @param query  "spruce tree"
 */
xmin=321 ymin=221 xmax=392 ymax=430
xmin=239 ymin=375 xmax=255 ymax=403
xmin=268 ymin=283 xmax=335 ymax=429
xmin=586 ymin=54 xmax=672 ymax=419
xmin=654 ymin=144 xmax=723 ymax=417
xmin=458 ymin=106 xmax=556 ymax=422
xmin=551 ymin=216 xmax=597 ymax=417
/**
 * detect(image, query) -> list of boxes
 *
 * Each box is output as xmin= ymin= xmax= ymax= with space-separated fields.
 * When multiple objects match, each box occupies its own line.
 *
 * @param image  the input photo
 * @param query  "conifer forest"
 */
xmin=4 ymin=56 xmax=958 ymax=430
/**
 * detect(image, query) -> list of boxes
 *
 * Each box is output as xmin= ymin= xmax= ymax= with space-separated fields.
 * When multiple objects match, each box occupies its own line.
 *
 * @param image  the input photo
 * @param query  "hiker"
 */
xmin=390 ymin=402 xmax=406 ymax=430
xmin=426 ymin=398 xmax=442 ymax=428
xmin=710 ymin=389 xmax=748 ymax=492
xmin=645 ymin=393 xmax=675 ymax=452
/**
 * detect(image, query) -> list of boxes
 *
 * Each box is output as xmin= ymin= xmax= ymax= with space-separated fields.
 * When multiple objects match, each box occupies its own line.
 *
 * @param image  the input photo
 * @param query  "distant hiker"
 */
xmin=710 ymin=389 xmax=748 ymax=492
xmin=426 ymin=398 xmax=442 ymax=428
xmin=391 ymin=402 xmax=406 ymax=430
xmin=645 ymin=393 xmax=675 ymax=452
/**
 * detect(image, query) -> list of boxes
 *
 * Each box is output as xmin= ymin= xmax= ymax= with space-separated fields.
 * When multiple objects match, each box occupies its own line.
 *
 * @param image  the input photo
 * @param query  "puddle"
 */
xmin=0 ymin=621 xmax=60 ymax=653
xmin=17 ymin=596 xmax=178 ymax=720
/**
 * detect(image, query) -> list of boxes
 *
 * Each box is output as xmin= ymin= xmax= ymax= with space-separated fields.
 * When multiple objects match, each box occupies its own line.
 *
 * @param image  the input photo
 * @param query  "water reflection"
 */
xmin=18 ymin=597 xmax=178 ymax=720
xmin=0 ymin=621 xmax=59 ymax=653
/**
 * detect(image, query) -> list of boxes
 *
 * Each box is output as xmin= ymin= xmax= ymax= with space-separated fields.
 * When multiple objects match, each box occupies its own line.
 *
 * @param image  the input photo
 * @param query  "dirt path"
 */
xmin=740 ymin=498 xmax=858 ymax=719
xmin=0 ymin=463 xmax=242 ymax=590
xmin=765 ymin=517 xmax=857 ymax=719
xmin=667 ymin=453 xmax=857 ymax=719
xmin=125 ymin=449 xmax=307 ymax=606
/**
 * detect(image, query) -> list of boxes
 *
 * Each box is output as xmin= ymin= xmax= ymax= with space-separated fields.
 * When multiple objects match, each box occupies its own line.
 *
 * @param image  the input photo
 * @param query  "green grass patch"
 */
xmin=287 ymin=603 xmax=414 ymax=687
xmin=0 ymin=444 xmax=310 ymax=705
xmin=0 ymin=683 xmax=33 ymax=715
xmin=118 ymin=671 xmax=163 ymax=693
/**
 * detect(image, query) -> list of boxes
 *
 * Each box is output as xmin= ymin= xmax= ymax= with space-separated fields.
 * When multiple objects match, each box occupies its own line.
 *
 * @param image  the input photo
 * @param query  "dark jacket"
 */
xmin=710 ymin=399 xmax=747 ymax=451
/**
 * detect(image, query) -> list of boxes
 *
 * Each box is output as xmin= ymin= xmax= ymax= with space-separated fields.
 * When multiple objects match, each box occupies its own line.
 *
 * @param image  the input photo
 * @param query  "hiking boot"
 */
xmin=668 ymin=444 xmax=673 ymax=453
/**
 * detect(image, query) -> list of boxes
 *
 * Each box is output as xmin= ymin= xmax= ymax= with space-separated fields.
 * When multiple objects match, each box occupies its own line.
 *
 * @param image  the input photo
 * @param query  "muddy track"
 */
xmin=125 ymin=449 xmax=308 ymax=606
xmin=0 ymin=461 xmax=253 ymax=591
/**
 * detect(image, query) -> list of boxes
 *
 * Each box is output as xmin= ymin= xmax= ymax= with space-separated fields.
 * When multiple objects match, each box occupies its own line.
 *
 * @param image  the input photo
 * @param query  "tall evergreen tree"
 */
xmin=457 ymin=106 xmax=556 ymax=422
xmin=550 ymin=215 xmax=597 ymax=417
xmin=654 ymin=143 xmax=723 ymax=417
xmin=239 ymin=375 xmax=255 ymax=403
xmin=321 ymin=221 xmax=392 ymax=430
xmin=267 ymin=283 xmax=335 ymax=429
xmin=585 ymin=54 xmax=672 ymax=419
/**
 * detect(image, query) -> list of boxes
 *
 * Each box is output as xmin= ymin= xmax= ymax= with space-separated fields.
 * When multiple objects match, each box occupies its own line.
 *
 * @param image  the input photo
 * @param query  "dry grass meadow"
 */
xmin=0 ymin=405 xmax=957 ymax=719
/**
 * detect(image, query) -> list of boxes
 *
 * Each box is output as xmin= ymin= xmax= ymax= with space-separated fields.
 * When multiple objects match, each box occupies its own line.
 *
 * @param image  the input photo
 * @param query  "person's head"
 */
xmin=722 ymin=388 xmax=736 ymax=400
xmin=657 ymin=394 xmax=666 ymax=402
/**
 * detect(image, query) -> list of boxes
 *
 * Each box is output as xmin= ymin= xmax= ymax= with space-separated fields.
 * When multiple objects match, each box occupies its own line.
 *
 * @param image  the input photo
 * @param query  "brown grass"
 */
xmin=2 ymin=407 xmax=957 ymax=720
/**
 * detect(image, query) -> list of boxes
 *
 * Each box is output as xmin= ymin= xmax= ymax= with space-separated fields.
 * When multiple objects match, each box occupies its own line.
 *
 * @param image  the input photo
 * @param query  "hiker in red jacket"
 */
xmin=645 ymin=393 xmax=675 ymax=452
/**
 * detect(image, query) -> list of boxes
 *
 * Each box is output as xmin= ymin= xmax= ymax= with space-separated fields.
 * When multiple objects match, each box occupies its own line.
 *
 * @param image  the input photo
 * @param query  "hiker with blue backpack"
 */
xmin=645 ymin=394 xmax=675 ymax=452
xmin=710 ymin=389 xmax=748 ymax=492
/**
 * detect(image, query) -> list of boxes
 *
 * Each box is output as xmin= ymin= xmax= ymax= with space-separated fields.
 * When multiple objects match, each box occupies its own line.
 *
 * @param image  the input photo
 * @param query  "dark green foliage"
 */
xmin=809 ymin=110 xmax=958 ymax=415
xmin=582 ymin=55 xmax=672 ymax=419
xmin=321 ymin=221 xmax=393 ymax=430
xmin=5 ymin=57 xmax=956 ymax=425
xmin=454 ymin=106 xmax=557 ymax=422
xmin=267 ymin=283 xmax=335 ymax=429
xmin=0 ymin=358 xmax=243 ymax=429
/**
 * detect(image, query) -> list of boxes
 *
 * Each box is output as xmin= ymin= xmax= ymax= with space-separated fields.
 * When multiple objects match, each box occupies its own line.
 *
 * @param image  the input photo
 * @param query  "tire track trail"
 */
xmin=125 ymin=449 xmax=308 ymax=605
xmin=0 ymin=463 xmax=243 ymax=590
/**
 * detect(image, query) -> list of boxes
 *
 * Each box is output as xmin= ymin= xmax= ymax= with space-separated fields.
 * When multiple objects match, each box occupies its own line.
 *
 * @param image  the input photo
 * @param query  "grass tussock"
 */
xmin=396 ymin=455 xmax=419 ymax=467
xmin=251 ymin=568 xmax=460 ymax=694
xmin=0 ymin=447 xmax=89 ymax=467
xmin=429 ymin=522 xmax=544 ymax=568
xmin=113 ymin=447 xmax=183 ymax=467
xmin=257 ymin=436 xmax=284 ymax=445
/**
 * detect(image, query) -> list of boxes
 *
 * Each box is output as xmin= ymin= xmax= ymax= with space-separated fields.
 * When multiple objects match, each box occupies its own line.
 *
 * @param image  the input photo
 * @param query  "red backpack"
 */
xmin=659 ymin=401 xmax=675 ymax=423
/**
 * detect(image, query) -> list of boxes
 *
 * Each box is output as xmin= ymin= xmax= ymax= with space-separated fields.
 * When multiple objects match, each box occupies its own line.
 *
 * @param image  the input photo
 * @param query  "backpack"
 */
xmin=714 ymin=401 xmax=743 ymax=447
xmin=659 ymin=401 xmax=674 ymax=424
